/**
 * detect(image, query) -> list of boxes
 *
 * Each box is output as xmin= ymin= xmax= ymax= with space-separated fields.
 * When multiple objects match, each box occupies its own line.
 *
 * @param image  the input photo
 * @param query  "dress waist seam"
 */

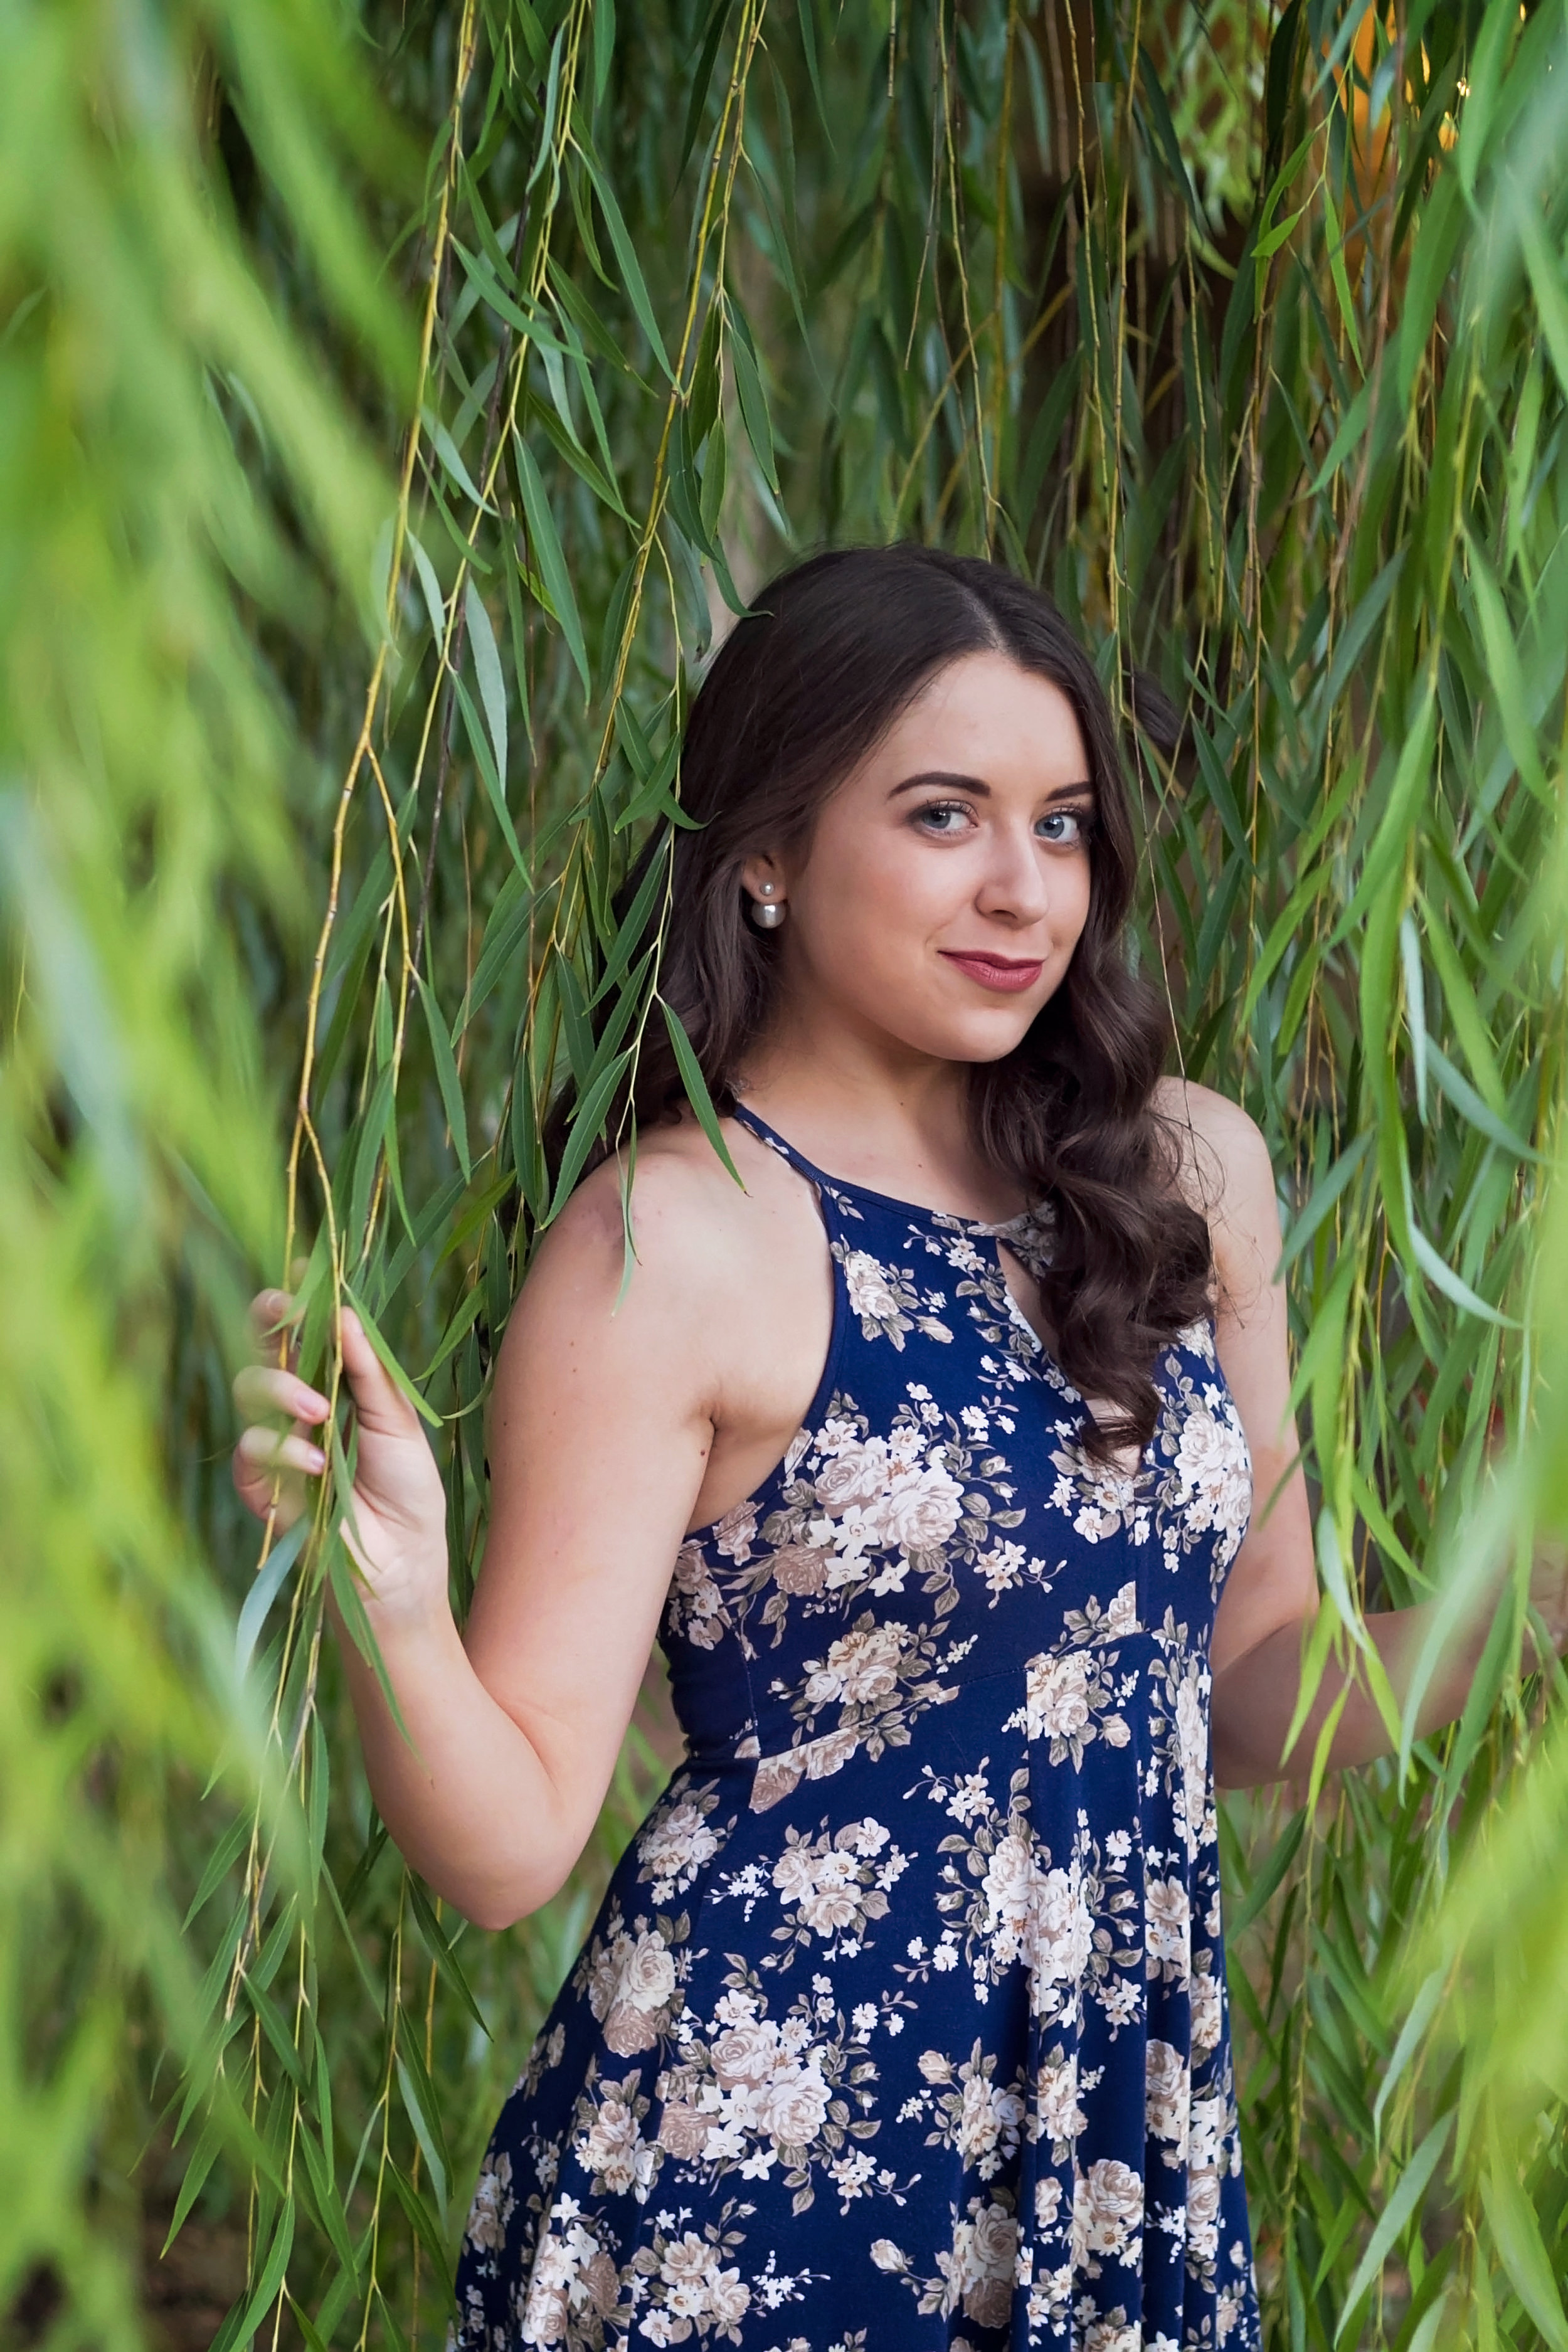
xmin=679 ymin=1624 xmax=1215 ymax=1779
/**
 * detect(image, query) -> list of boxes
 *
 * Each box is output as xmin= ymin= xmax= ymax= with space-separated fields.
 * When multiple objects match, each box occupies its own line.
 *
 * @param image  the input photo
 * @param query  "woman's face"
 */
xmin=746 ymin=652 xmax=1098 ymax=1068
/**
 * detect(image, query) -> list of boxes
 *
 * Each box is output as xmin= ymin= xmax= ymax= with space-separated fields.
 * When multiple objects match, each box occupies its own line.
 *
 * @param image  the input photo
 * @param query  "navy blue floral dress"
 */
xmin=452 ymin=1108 xmax=1260 ymax=2352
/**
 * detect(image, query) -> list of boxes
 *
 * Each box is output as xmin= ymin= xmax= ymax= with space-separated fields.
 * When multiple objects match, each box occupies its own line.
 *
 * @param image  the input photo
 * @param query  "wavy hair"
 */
xmin=560 ymin=543 xmax=1212 ymax=1457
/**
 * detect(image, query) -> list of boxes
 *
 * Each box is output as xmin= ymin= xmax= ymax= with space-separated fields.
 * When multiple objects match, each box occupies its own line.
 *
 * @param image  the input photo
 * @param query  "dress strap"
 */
xmin=730 ymin=1101 xmax=855 ymax=1256
xmin=729 ymin=1100 xmax=837 ymax=1189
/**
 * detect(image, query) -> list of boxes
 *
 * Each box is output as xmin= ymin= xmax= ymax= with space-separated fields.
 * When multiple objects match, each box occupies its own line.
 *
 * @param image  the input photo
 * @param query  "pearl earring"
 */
xmin=749 ymin=882 xmax=786 ymax=931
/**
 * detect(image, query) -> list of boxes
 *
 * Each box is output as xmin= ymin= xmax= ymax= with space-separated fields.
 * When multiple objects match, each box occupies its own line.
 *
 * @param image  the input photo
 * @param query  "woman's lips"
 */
xmin=938 ymin=950 xmax=1046 ymax=994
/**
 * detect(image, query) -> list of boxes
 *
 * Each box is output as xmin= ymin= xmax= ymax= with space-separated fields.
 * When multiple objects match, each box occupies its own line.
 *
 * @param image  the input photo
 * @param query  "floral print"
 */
xmin=452 ymin=1108 xmax=1259 ymax=2350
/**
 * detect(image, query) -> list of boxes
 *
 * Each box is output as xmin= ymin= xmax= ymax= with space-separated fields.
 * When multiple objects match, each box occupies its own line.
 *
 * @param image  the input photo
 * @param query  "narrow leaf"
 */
xmin=660 ymin=1000 xmax=741 ymax=1183
xmin=512 ymin=430 xmax=591 ymax=695
xmin=416 ymin=972 xmax=472 ymax=1179
xmin=421 ymin=408 xmax=495 ymax=514
xmin=579 ymin=144 xmax=673 ymax=378
xmin=1227 ymin=1807 xmax=1307 ymax=1941
xmin=546 ymin=1049 xmax=632 ymax=1221
xmin=1373 ymin=1969 xmax=1444 ymax=2143
xmin=235 ymin=1514 xmax=309 ymax=1681
xmin=464 ymin=578 xmax=508 ymax=792
xmin=729 ymin=305 xmax=780 ymax=494
xmin=339 ymin=1279 xmax=443 ymax=1428
xmin=453 ymin=673 xmax=529 ymax=877
xmin=1482 ymin=2161 xmax=1568 ymax=2352
xmin=1335 ymin=2116 xmax=1450 ymax=2340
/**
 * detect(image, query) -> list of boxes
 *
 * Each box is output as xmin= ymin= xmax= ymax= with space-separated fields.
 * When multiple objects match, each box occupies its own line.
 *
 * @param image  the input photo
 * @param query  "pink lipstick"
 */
xmin=938 ymin=950 xmax=1046 ymax=994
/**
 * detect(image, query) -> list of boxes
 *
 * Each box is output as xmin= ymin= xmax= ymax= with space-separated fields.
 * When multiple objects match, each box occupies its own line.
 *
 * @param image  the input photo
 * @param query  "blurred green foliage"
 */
xmin=4 ymin=2 xmax=1568 ymax=2347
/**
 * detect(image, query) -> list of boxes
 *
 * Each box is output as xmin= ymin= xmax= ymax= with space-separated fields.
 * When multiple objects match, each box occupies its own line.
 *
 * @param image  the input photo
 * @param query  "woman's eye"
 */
xmin=1037 ymin=808 xmax=1089 ymax=845
xmin=913 ymin=801 xmax=973 ymax=836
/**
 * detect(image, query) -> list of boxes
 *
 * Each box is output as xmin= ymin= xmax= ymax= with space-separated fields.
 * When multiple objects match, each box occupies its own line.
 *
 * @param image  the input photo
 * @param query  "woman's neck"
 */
xmin=735 ymin=1026 xmax=1024 ymax=1224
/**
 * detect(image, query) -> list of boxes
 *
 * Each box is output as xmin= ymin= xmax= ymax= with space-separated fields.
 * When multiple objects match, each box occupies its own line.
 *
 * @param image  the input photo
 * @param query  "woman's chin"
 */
xmin=868 ymin=1004 xmax=1049 ymax=1067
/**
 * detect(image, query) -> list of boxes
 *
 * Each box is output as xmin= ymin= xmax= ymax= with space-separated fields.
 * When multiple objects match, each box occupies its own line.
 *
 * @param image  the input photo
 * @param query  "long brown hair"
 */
xmin=560 ymin=544 xmax=1212 ymax=1456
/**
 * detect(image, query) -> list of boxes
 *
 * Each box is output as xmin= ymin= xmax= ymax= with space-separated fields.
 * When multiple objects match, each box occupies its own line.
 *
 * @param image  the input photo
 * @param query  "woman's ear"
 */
xmin=739 ymin=854 xmax=787 ymax=909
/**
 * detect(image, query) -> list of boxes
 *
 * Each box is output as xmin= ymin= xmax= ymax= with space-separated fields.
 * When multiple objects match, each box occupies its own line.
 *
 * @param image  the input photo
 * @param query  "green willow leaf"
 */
xmin=512 ymin=428 xmax=592 ymax=694
xmin=1227 ymin=1807 xmax=1308 ymax=1941
xmin=235 ymin=1514 xmax=310 ymax=1680
xmin=417 ymin=1281 xmax=485 ymax=1384
xmin=406 ymin=1877 xmax=490 ymax=2038
xmin=384 ymin=2151 xmax=455 ymax=2293
xmin=594 ymin=852 xmax=668 ymax=1000
xmin=728 ymin=303 xmax=780 ymax=494
xmin=415 ymin=971 xmax=472 ymax=1179
xmin=1426 ymin=1041 xmax=1538 ymax=1160
xmin=1373 ymin=1969 xmax=1445 ymax=2145
xmin=546 ymin=1047 xmax=632 ymax=1221
xmin=525 ymin=24 xmax=566 ymax=193
xmin=182 ymin=1816 xmax=251 ymax=1932
xmin=213 ymin=2203 xmax=296 ymax=2352
xmin=161 ymin=2111 xmax=228 ymax=2254
xmin=577 ymin=139 xmax=674 ymax=379
xmin=1465 ymin=534 xmax=1552 ymax=803
xmin=1406 ymin=1220 xmax=1517 ymax=1328
xmin=1278 ymin=1133 xmax=1375 ymax=1274
xmin=394 ymin=2050 xmax=450 ymax=2214
xmin=421 ymin=406 xmax=495 ymax=513
xmin=593 ymin=0 xmax=616 ymax=106
xmin=1514 ymin=195 xmax=1568 ymax=407
xmin=464 ymin=577 xmax=509 ymax=791
xmin=405 ymin=528 xmax=446 ymax=644
xmin=1335 ymin=2116 xmax=1451 ymax=2341
xmin=679 ymin=0 xmax=735 ymax=175
xmin=1481 ymin=2160 xmax=1568 ymax=2352
xmin=462 ymin=862 xmax=536 ymax=1029
xmin=453 ymin=671 xmax=529 ymax=876
xmin=339 ymin=1278 xmax=443 ymax=1426
xmin=660 ymin=999 xmax=741 ymax=1184
xmin=530 ymin=389 xmax=633 ymax=520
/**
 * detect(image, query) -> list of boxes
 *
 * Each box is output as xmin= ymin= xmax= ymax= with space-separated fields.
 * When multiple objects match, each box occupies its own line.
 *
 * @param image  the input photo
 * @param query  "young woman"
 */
xmin=234 ymin=546 xmax=1560 ymax=2352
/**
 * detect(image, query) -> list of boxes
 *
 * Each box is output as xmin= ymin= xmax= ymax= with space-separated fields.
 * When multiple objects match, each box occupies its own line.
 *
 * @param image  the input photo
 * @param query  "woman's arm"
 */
xmin=233 ymin=1154 xmax=729 ymax=1928
xmin=1162 ymin=1083 xmax=1563 ymax=1790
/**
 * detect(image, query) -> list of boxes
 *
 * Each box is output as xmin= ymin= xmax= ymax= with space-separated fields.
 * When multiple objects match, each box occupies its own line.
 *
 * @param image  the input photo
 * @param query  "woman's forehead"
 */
xmin=862 ymin=657 xmax=1092 ymax=782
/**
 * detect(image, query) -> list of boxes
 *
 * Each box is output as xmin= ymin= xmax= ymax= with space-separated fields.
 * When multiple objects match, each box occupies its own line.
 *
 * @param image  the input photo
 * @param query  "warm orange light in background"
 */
xmin=1329 ymin=4 xmax=1470 ymax=272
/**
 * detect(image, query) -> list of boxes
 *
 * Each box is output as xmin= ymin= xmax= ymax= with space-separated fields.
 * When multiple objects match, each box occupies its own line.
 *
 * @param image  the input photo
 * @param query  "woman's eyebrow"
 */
xmin=889 ymin=769 xmax=989 ymax=798
xmin=887 ymin=770 xmax=1095 ymax=802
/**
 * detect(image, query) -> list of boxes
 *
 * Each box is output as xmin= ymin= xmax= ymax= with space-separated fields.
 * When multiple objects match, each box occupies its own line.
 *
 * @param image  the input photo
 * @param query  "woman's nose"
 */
xmin=975 ymin=825 xmax=1051 ymax=923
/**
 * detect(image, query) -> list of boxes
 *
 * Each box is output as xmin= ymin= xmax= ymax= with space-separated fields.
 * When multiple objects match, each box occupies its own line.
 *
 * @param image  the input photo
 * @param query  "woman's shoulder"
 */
xmin=523 ymin=1108 xmax=812 ymax=1323
xmin=496 ymin=1108 xmax=831 ymax=1447
xmin=1151 ymin=1076 xmax=1279 ymax=1290
xmin=1152 ymin=1076 xmax=1272 ymax=1199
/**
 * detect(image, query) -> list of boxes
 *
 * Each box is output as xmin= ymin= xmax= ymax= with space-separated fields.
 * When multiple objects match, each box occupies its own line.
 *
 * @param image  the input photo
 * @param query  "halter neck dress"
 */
xmin=452 ymin=1106 xmax=1260 ymax=2352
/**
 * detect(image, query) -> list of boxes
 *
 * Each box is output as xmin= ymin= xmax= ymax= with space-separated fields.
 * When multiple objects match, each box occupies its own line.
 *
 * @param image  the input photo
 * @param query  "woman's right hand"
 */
xmin=233 ymin=1288 xmax=451 ymax=1626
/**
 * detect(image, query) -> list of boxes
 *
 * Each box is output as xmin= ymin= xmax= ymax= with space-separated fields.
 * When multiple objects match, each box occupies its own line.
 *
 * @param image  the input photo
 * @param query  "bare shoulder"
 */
xmin=1152 ymin=1079 xmax=1281 ymax=1322
xmin=516 ymin=1126 xmax=741 ymax=1321
xmin=501 ymin=1110 xmax=803 ymax=1369
xmin=1152 ymin=1078 xmax=1273 ymax=1216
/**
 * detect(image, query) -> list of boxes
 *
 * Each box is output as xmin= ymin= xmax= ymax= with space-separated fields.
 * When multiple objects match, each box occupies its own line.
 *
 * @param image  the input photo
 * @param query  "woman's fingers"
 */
xmin=250 ymin=1287 xmax=304 ymax=1380
xmin=250 ymin=1286 xmax=299 ymax=1341
xmin=233 ymin=1362 xmax=330 ymax=1426
xmin=234 ymin=1291 xmax=443 ymax=1576
xmin=337 ymin=1307 xmax=422 ymax=1439
xmin=236 ymin=1424 xmax=327 ymax=1478
xmin=231 ymin=1447 xmax=306 ymax=1528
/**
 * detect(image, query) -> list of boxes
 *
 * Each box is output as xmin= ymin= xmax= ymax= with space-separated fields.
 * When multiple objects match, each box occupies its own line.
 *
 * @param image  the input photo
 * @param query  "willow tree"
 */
xmin=4 ymin=1 xmax=1568 ymax=2348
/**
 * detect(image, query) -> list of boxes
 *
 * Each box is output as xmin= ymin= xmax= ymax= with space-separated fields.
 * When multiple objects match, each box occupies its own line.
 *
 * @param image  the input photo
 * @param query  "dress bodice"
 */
xmin=660 ymin=1104 xmax=1253 ymax=1804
